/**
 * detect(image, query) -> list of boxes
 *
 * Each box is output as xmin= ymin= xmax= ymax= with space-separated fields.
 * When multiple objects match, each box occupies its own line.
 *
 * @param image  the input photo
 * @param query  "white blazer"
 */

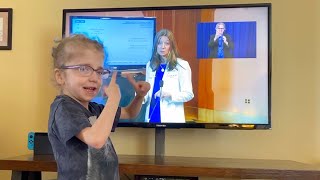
xmin=145 ymin=58 xmax=194 ymax=123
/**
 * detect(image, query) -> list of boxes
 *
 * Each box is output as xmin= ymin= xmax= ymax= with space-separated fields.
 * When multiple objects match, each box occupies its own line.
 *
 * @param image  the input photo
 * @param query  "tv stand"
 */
xmin=155 ymin=127 xmax=165 ymax=157
xmin=134 ymin=175 xmax=198 ymax=180
xmin=1 ymin=154 xmax=319 ymax=179
xmin=135 ymin=128 xmax=198 ymax=180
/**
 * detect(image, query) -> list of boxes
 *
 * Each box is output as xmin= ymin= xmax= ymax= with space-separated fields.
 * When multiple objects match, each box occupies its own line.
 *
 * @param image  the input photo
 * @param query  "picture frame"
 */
xmin=0 ymin=8 xmax=12 ymax=50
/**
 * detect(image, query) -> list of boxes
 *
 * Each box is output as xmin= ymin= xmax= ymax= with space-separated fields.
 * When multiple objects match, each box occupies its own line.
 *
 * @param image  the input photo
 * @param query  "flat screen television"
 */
xmin=62 ymin=3 xmax=271 ymax=129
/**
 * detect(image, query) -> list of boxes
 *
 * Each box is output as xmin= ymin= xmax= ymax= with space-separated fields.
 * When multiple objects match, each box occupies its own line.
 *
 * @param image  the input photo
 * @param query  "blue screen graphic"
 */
xmin=70 ymin=16 xmax=156 ymax=70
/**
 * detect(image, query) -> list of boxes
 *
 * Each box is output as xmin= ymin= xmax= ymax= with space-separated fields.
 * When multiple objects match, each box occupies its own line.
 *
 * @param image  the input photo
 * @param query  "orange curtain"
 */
xmin=198 ymin=9 xmax=214 ymax=110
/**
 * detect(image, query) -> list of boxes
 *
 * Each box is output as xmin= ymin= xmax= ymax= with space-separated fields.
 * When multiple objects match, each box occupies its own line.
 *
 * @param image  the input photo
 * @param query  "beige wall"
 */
xmin=0 ymin=0 xmax=319 ymax=179
xmin=315 ymin=0 xmax=320 ymax=163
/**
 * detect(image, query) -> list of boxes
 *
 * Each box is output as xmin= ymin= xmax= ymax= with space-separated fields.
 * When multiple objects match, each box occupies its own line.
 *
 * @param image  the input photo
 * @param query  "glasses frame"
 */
xmin=59 ymin=65 xmax=111 ymax=78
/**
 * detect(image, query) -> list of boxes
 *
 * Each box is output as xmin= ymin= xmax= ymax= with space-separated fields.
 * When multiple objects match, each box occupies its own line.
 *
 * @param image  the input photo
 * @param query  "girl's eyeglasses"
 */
xmin=60 ymin=65 xmax=111 ymax=79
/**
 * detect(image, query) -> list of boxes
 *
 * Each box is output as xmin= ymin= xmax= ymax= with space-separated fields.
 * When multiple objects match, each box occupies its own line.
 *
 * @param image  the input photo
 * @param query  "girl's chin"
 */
xmin=82 ymin=93 xmax=98 ymax=101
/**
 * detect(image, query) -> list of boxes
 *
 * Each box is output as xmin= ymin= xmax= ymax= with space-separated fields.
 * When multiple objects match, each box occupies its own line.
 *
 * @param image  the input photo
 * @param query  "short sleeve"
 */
xmin=53 ymin=101 xmax=91 ymax=145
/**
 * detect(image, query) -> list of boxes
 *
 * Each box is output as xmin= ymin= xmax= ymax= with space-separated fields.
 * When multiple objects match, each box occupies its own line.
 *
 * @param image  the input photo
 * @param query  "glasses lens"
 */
xmin=78 ymin=66 xmax=93 ymax=76
xmin=102 ymin=69 xmax=111 ymax=79
xmin=94 ymin=69 xmax=108 ymax=76
xmin=102 ymin=73 xmax=109 ymax=79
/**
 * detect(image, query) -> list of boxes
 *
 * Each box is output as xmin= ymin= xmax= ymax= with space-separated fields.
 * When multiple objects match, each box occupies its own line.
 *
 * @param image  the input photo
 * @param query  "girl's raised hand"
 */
xmin=103 ymin=71 xmax=121 ymax=102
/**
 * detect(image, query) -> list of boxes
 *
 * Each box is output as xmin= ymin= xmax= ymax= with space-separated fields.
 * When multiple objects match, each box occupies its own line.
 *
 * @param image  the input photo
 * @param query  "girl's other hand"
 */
xmin=126 ymin=74 xmax=150 ymax=98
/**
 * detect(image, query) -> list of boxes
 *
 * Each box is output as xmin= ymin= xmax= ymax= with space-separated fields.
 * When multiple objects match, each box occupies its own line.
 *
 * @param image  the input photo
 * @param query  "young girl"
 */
xmin=48 ymin=34 xmax=150 ymax=180
xmin=145 ymin=29 xmax=194 ymax=123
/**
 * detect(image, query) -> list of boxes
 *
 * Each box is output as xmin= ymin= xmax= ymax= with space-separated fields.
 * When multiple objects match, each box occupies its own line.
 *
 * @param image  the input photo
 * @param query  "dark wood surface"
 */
xmin=1 ymin=154 xmax=320 ymax=179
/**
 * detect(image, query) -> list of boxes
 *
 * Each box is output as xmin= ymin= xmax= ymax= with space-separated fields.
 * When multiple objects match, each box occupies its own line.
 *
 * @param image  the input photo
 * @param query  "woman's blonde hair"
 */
xmin=149 ymin=29 xmax=180 ymax=71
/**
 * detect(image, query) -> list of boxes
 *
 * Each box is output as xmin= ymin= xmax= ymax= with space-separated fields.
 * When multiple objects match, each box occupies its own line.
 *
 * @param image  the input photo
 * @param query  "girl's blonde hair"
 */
xmin=52 ymin=34 xmax=104 ymax=68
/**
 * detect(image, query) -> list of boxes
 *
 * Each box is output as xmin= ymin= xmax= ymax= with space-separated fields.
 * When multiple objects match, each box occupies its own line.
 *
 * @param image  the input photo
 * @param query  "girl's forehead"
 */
xmin=67 ymin=50 xmax=104 ymax=65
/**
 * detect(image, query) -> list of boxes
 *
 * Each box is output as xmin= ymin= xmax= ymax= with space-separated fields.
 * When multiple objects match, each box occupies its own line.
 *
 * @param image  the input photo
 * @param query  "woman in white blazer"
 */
xmin=145 ymin=29 xmax=194 ymax=123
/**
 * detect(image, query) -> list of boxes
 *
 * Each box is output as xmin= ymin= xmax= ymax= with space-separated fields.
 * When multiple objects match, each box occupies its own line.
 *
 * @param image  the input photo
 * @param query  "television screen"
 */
xmin=63 ymin=3 xmax=271 ymax=129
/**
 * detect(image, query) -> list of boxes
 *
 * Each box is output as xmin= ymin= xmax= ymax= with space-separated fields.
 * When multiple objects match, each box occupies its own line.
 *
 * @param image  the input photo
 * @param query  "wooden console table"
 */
xmin=1 ymin=154 xmax=320 ymax=179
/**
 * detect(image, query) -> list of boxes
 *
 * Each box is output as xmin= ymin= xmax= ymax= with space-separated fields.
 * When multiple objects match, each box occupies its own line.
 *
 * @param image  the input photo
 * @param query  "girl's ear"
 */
xmin=54 ymin=68 xmax=65 ymax=85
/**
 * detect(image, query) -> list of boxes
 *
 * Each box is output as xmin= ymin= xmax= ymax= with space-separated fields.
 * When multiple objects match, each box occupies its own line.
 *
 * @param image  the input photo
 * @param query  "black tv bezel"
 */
xmin=62 ymin=3 xmax=272 ymax=130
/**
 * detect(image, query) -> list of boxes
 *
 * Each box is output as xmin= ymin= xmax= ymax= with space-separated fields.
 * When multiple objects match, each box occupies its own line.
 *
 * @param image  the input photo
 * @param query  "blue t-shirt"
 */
xmin=48 ymin=95 xmax=121 ymax=180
